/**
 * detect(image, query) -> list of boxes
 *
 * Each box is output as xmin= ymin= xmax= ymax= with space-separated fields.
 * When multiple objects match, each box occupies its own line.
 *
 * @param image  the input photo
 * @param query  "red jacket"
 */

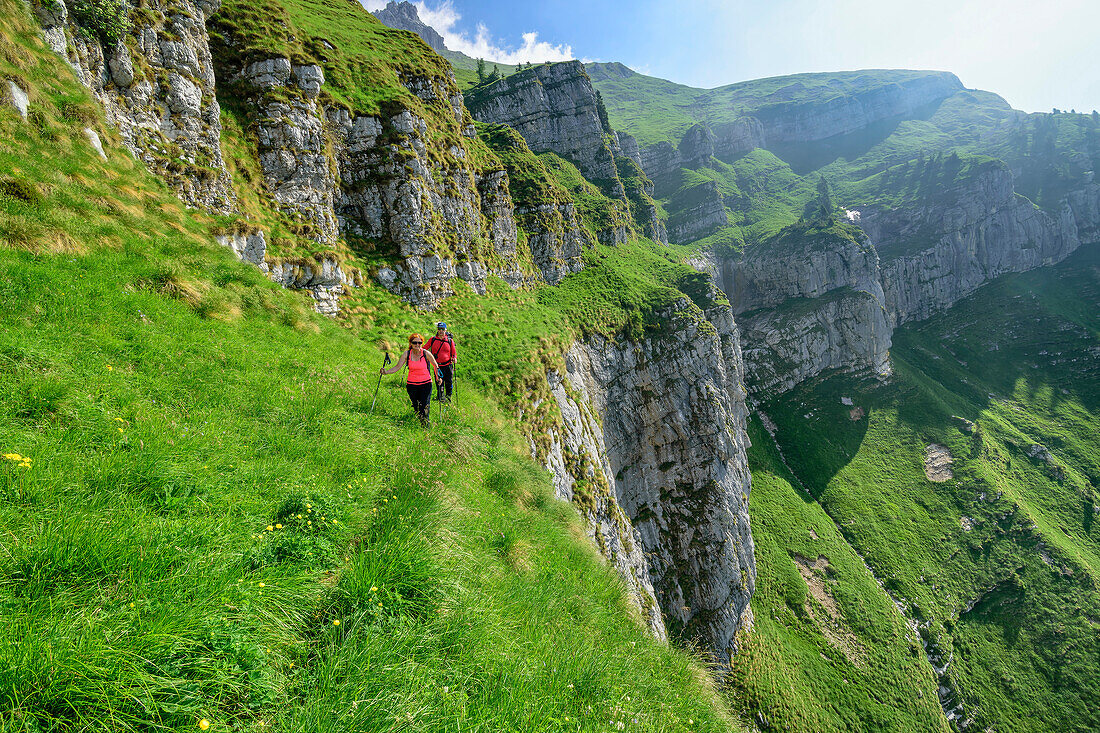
xmin=427 ymin=334 xmax=456 ymax=365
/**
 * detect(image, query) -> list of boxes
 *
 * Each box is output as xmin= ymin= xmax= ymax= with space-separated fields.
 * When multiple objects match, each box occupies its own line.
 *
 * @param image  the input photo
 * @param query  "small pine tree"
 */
xmin=487 ymin=64 xmax=500 ymax=83
xmin=476 ymin=58 xmax=487 ymax=84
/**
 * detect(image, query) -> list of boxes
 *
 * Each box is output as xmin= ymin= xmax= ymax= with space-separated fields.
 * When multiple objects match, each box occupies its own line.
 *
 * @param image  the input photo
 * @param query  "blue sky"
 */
xmin=363 ymin=0 xmax=1100 ymax=114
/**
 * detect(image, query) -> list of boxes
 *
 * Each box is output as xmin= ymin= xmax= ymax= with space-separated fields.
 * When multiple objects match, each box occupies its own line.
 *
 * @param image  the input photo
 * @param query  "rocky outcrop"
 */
xmin=4 ymin=79 xmax=29 ymax=119
xmin=737 ymin=289 xmax=892 ymax=396
xmin=667 ymin=181 xmax=726 ymax=243
xmin=465 ymin=61 xmax=663 ymax=245
xmin=678 ymin=123 xmax=716 ymax=168
xmin=711 ymin=117 xmax=766 ymax=160
xmin=722 ymin=226 xmax=884 ymax=314
xmin=237 ymin=58 xmax=339 ymax=244
xmin=859 ymin=163 xmax=1095 ymax=325
xmin=537 ymin=295 xmax=756 ymax=666
xmin=466 ymin=61 xmax=620 ymax=186
xmin=372 ymin=0 xmax=446 ymax=52
xmin=715 ymin=161 xmax=1100 ymax=399
xmin=33 ymin=0 xmax=236 ymax=212
xmin=717 ymin=225 xmax=891 ymax=396
xmin=540 ymin=367 xmax=667 ymax=638
xmin=216 ymin=229 xmax=361 ymax=316
xmin=218 ymin=48 xmax=528 ymax=307
xmin=265 ymin=255 xmax=361 ymax=317
xmin=638 ymin=119 xmax=763 ymax=187
xmin=521 ymin=201 xmax=589 ymax=284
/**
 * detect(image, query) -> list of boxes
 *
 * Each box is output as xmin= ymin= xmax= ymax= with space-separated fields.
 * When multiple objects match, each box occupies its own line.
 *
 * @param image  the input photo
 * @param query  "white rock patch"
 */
xmin=924 ymin=443 xmax=954 ymax=482
xmin=6 ymin=80 xmax=29 ymax=120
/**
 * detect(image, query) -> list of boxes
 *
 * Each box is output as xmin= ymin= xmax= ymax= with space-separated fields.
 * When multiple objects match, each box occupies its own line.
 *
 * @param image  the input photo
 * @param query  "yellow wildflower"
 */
xmin=332 ymin=619 xmax=340 ymax=626
xmin=369 ymin=586 xmax=377 ymax=592
xmin=258 ymin=583 xmax=265 ymax=588
xmin=198 ymin=720 xmax=210 ymax=731
xmin=274 ymin=524 xmax=282 ymax=529
xmin=118 ymin=428 xmax=124 ymax=433
xmin=266 ymin=525 xmax=273 ymax=531
xmin=106 ymin=365 xmax=113 ymax=372
xmin=2 ymin=453 xmax=23 ymax=461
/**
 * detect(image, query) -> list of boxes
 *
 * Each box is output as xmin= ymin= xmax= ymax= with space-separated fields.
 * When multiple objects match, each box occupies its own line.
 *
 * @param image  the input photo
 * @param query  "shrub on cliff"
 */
xmin=69 ymin=0 xmax=130 ymax=46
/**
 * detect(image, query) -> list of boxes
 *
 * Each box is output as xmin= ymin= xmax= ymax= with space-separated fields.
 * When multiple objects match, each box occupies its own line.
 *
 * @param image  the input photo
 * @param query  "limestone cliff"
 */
xmin=466 ymin=61 xmax=620 ymax=186
xmin=466 ymin=61 xmax=667 ymax=245
xmin=535 ymin=294 xmax=756 ymax=666
xmin=859 ymin=161 xmax=1096 ymax=325
xmin=209 ymin=37 xmax=529 ymax=307
xmin=751 ymin=73 xmax=962 ymax=145
xmin=713 ymin=161 xmax=1100 ymax=399
xmin=715 ymin=224 xmax=891 ymax=397
xmin=667 ymin=181 xmax=726 ymax=244
xmin=32 ymin=0 xmax=235 ymax=212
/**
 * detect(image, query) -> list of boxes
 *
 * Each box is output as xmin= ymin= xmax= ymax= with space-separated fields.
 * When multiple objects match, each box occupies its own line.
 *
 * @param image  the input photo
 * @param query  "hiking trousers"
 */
xmin=436 ymin=363 xmax=453 ymax=401
xmin=407 ymin=382 xmax=432 ymax=426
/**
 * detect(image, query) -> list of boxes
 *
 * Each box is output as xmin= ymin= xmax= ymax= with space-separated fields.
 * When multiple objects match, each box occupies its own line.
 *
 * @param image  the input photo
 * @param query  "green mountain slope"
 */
xmin=0 ymin=3 xmax=741 ymax=730
xmin=591 ymin=62 xmax=1100 ymax=249
xmin=748 ymin=245 xmax=1100 ymax=732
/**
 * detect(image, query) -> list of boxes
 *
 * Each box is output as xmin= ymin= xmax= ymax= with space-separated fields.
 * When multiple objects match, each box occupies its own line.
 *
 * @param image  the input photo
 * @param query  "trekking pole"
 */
xmin=370 ymin=353 xmax=391 ymax=413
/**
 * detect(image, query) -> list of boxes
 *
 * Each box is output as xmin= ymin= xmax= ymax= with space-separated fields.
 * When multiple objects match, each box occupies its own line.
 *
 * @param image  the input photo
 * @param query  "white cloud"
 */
xmin=366 ymin=0 xmax=574 ymax=64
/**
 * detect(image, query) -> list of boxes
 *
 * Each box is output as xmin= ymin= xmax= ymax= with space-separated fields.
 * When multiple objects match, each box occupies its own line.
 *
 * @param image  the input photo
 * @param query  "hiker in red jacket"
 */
xmin=426 ymin=322 xmax=457 ymax=403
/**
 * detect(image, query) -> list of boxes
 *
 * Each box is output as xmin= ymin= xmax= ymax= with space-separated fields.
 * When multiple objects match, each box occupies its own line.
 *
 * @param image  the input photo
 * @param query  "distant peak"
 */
xmin=373 ymin=1 xmax=447 ymax=53
xmin=587 ymin=62 xmax=638 ymax=81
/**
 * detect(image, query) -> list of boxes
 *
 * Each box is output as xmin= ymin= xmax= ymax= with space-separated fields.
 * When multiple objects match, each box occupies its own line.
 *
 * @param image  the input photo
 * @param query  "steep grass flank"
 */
xmin=755 ymin=245 xmax=1100 ymax=732
xmin=0 ymin=3 xmax=742 ymax=730
xmin=727 ymin=421 xmax=949 ymax=733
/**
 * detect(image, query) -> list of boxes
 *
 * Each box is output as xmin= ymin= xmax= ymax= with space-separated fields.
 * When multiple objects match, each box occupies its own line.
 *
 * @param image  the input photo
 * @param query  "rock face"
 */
xmin=521 ymin=200 xmax=590 ymax=284
xmin=33 ymin=0 xmax=236 ymax=212
xmin=715 ymin=161 xmax=1100 ymax=399
xmin=667 ymin=181 xmax=726 ymax=243
xmin=467 ymin=61 xmax=620 ymax=185
xmin=236 ymin=59 xmax=339 ymax=244
xmin=537 ymin=295 xmax=756 ymax=666
xmin=718 ymin=226 xmax=892 ymax=396
xmin=860 ymin=163 xmax=1095 ymax=325
xmin=216 ymin=229 xmax=361 ymax=316
xmin=752 ymin=73 xmax=963 ymax=145
xmin=737 ymin=289 xmax=892 ymax=397
xmin=372 ymin=1 xmax=447 ymax=52
xmin=218 ymin=49 xmax=528 ymax=307
xmin=633 ymin=75 xmax=960 ymax=182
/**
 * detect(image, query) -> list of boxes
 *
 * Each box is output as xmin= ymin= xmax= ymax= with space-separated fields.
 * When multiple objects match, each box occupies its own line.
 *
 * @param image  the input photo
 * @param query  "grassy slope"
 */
xmin=593 ymin=62 xmax=1100 ymax=250
xmin=587 ymin=64 xmax=957 ymax=149
xmin=727 ymin=420 xmax=949 ymax=732
xmin=0 ymin=2 xmax=744 ymax=731
xmin=753 ymin=245 xmax=1100 ymax=732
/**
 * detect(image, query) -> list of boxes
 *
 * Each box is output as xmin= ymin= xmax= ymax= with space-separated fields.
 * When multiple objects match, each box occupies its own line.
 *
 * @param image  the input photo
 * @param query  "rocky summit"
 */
xmin=2 ymin=0 xmax=1098 ymax=731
